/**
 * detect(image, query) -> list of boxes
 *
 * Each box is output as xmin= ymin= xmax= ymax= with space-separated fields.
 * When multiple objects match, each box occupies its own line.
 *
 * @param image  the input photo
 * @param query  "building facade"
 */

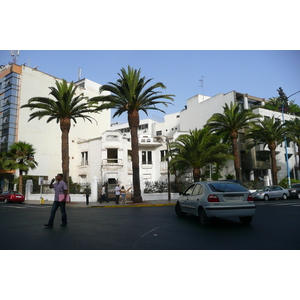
xmin=0 ymin=63 xmax=111 ymax=191
xmin=1 ymin=63 xmax=298 ymax=196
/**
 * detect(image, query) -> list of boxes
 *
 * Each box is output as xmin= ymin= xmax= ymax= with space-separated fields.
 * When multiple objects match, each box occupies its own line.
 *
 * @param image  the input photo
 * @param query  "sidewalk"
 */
xmin=24 ymin=199 xmax=177 ymax=208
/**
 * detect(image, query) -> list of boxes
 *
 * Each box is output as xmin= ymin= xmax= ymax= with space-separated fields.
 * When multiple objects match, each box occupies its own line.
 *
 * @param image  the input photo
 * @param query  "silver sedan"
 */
xmin=252 ymin=185 xmax=289 ymax=201
xmin=175 ymin=181 xmax=255 ymax=225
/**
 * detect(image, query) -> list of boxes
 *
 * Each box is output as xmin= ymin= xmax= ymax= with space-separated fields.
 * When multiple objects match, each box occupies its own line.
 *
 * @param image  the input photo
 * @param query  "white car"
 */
xmin=175 ymin=181 xmax=255 ymax=225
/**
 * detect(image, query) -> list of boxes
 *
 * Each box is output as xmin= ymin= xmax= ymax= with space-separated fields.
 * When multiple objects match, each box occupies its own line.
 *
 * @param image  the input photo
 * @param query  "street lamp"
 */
xmin=278 ymin=87 xmax=300 ymax=188
xmin=166 ymin=136 xmax=171 ymax=201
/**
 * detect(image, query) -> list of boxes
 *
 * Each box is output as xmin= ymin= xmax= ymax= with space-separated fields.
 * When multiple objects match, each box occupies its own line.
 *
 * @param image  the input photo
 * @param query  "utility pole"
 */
xmin=278 ymin=87 xmax=300 ymax=188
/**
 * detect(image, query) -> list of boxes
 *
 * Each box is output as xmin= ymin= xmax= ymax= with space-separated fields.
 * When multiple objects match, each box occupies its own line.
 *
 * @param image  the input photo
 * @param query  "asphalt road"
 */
xmin=1 ymin=200 xmax=300 ymax=250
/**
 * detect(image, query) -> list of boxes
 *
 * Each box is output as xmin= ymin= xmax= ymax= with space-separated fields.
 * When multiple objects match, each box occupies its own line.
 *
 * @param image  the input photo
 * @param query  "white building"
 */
xmin=1 ymin=63 xmax=298 ymax=196
xmin=0 ymin=64 xmax=111 ymax=190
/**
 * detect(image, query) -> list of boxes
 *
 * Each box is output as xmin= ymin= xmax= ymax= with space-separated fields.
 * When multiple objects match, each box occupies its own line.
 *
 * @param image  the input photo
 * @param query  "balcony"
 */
xmin=138 ymin=136 xmax=162 ymax=148
xmin=102 ymin=158 xmax=123 ymax=166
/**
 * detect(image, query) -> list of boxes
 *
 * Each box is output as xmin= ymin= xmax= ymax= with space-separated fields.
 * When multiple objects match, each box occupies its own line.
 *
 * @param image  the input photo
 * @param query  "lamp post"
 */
xmin=166 ymin=136 xmax=171 ymax=201
xmin=278 ymin=88 xmax=300 ymax=188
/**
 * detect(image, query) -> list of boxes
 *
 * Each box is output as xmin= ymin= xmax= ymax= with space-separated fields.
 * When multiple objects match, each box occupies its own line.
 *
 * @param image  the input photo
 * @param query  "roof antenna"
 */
xmin=78 ymin=67 xmax=82 ymax=81
xmin=199 ymin=76 xmax=204 ymax=101
xmin=10 ymin=50 xmax=20 ymax=64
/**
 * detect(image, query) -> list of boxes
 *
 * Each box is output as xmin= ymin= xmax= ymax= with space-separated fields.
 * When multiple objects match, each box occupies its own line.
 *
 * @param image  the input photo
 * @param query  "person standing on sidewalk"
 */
xmin=120 ymin=186 xmax=131 ymax=204
xmin=100 ymin=184 xmax=108 ymax=203
xmin=115 ymin=184 xmax=121 ymax=204
xmin=44 ymin=173 xmax=68 ymax=228
xmin=84 ymin=185 xmax=91 ymax=205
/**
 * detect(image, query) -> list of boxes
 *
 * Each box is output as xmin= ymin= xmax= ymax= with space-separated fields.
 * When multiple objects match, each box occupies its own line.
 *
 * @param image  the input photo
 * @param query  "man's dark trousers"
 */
xmin=48 ymin=201 xmax=67 ymax=225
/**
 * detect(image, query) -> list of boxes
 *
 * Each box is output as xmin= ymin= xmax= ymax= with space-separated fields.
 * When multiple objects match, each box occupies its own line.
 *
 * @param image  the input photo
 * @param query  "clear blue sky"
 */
xmin=1 ymin=50 xmax=299 ymax=123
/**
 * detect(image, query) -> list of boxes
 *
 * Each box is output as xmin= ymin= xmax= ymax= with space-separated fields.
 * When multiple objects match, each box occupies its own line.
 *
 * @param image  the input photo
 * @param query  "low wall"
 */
xmin=142 ymin=193 xmax=178 ymax=201
xmin=27 ymin=194 xmax=89 ymax=202
xmin=26 ymin=192 xmax=179 ymax=202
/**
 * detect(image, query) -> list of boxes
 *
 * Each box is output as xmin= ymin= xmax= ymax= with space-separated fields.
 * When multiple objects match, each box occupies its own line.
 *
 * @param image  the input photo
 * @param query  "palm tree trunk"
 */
xmin=19 ymin=170 xmax=23 ymax=194
xmin=269 ymin=143 xmax=278 ymax=185
xmin=128 ymin=111 xmax=142 ymax=203
xmin=231 ymin=135 xmax=242 ymax=181
xmin=193 ymin=167 xmax=201 ymax=182
xmin=60 ymin=118 xmax=70 ymax=192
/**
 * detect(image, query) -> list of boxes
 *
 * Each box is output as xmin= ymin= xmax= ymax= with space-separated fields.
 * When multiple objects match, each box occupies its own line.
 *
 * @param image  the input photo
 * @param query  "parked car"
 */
xmin=0 ymin=191 xmax=25 ymax=203
xmin=175 ymin=181 xmax=255 ymax=225
xmin=252 ymin=185 xmax=289 ymax=201
xmin=288 ymin=184 xmax=300 ymax=199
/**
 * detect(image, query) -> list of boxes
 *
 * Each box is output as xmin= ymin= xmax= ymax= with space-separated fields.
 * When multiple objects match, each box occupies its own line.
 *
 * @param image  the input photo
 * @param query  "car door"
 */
xmin=179 ymin=184 xmax=196 ymax=212
xmin=273 ymin=186 xmax=282 ymax=198
xmin=188 ymin=183 xmax=204 ymax=214
xmin=269 ymin=186 xmax=278 ymax=199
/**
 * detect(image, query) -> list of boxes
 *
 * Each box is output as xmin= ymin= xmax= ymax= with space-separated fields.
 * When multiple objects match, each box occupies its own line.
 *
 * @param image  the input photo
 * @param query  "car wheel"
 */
xmin=198 ymin=207 xmax=211 ymax=226
xmin=239 ymin=216 xmax=253 ymax=225
xmin=297 ymin=193 xmax=300 ymax=199
xmin=264 ymin=194 xmax=269 ymax=201
xmin=175 ymin=202 xmax=186 ymax=217
xmin=282 ymin=193 xmax=287 ymax=200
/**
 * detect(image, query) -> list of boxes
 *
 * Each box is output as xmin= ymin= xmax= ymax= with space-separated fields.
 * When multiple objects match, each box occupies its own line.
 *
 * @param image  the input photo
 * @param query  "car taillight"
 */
xmin=247 ymin=194 xmax=253 ymax=201
xmin=208 ymin=195 xmax=219 ymax=202
xmin=10 ymin=195 xmax=13 ymax=200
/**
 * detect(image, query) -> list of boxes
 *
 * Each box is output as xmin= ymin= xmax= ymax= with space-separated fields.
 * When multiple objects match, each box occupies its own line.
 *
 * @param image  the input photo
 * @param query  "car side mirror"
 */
xmin=179 ymin=192 xmax=183 ymax=195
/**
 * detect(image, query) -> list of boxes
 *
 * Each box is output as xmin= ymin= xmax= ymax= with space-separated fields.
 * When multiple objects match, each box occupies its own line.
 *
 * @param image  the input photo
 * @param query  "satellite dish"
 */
xmin=10 ymin=50 xmax=20 ymax=64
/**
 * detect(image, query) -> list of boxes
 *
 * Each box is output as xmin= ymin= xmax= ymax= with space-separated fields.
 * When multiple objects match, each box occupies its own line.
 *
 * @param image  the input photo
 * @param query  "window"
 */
xmin=256 ymin=151 xmax=270 ymax=162
xmin=139 ymin=124 xmax=148 ymax=130
xmin=156 ymin=130 xmax=162 ymax=136
xmin=142 ymin=151 xmax=152 ymax=164
xmin=184 ymin=184 xmax=195 ymax=196
xmin=192 ymin=184 xmax=203 ymax=195
xmin=107 ymin=148 xmax=118 ymax=163
xmin=128 ymin=150 xmax=132 ymax=162
xmin=160 ymin=150 xmax=167 ymax=161
xmin=81 ymin=151 xmax=88 ymax=165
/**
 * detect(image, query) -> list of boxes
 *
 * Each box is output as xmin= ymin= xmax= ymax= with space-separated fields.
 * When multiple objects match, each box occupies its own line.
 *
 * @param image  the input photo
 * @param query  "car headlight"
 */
xmin=291 ymin=189 xmax=296 ymax=193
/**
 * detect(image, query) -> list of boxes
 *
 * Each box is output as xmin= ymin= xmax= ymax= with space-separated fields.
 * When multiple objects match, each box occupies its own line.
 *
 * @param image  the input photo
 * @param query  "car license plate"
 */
xmin=16 ymin=196 xmax=21 ymax=198
xmin=224 ymin=196 xmax=243 ymax=201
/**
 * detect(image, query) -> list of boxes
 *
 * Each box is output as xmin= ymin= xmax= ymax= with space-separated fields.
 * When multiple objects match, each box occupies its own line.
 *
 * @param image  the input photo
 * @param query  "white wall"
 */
xmin=180 ymin=92 xmax=235 ymax=131
xmin=18 ymin=66 xmax=111 ymax=180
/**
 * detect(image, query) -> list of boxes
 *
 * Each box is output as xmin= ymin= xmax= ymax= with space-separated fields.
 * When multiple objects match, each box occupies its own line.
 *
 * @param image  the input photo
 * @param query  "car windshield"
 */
xmin=208 ymin=182 xmax=248 ymax=193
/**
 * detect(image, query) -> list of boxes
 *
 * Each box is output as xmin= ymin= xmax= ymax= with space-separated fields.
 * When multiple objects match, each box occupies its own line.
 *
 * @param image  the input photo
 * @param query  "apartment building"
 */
xmin=1 ymin=63 xmax=298 ymax=194
xmin=0 ymin=63 xmax=111 ymax=190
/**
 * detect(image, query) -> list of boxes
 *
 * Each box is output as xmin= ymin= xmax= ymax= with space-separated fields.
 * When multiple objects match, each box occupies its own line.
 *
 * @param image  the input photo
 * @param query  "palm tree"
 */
xmin=168 ymin=127 xmax=231 ymax=182
xmin=245 ymin=116 xmax=288 ymax=185
xmin=89 ymin=66 xmax=174 ymax=202
xmin=285 ymin=117 xmax=300 ymax=177
xmin=207 ymin=101 xmax=261 ymax=181
xmin=1 ymin=141 xmax=38 ymax=194
xmin=263 ymin=97 xmax=282 ymax=112
xmin=21 ymin=79 xmax=96 ymax=188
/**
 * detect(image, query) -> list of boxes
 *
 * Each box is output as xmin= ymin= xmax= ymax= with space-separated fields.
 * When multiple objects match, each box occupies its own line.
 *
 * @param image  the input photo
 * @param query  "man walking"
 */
xmin=84 ymin=185 xmax=91 ymax=205
xmin=115 ymin=184 xmax=121 ymax=204
xmin=44 ymin=173 xmax=68 ymax=228
xmin=100 ymin=184 xmax=108 ymax=203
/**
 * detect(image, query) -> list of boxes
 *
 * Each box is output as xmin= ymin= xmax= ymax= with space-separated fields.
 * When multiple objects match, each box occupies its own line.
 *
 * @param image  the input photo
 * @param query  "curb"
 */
xmin=89 ymin=203 xmax=176 ymax=208
xmin=22 ymin=201 xmax=176 ymax=208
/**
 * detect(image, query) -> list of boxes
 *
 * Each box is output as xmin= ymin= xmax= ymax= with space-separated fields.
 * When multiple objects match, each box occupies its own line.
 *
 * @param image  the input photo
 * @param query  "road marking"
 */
xmin=255 ymin=201 xmax=300 ymax=207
